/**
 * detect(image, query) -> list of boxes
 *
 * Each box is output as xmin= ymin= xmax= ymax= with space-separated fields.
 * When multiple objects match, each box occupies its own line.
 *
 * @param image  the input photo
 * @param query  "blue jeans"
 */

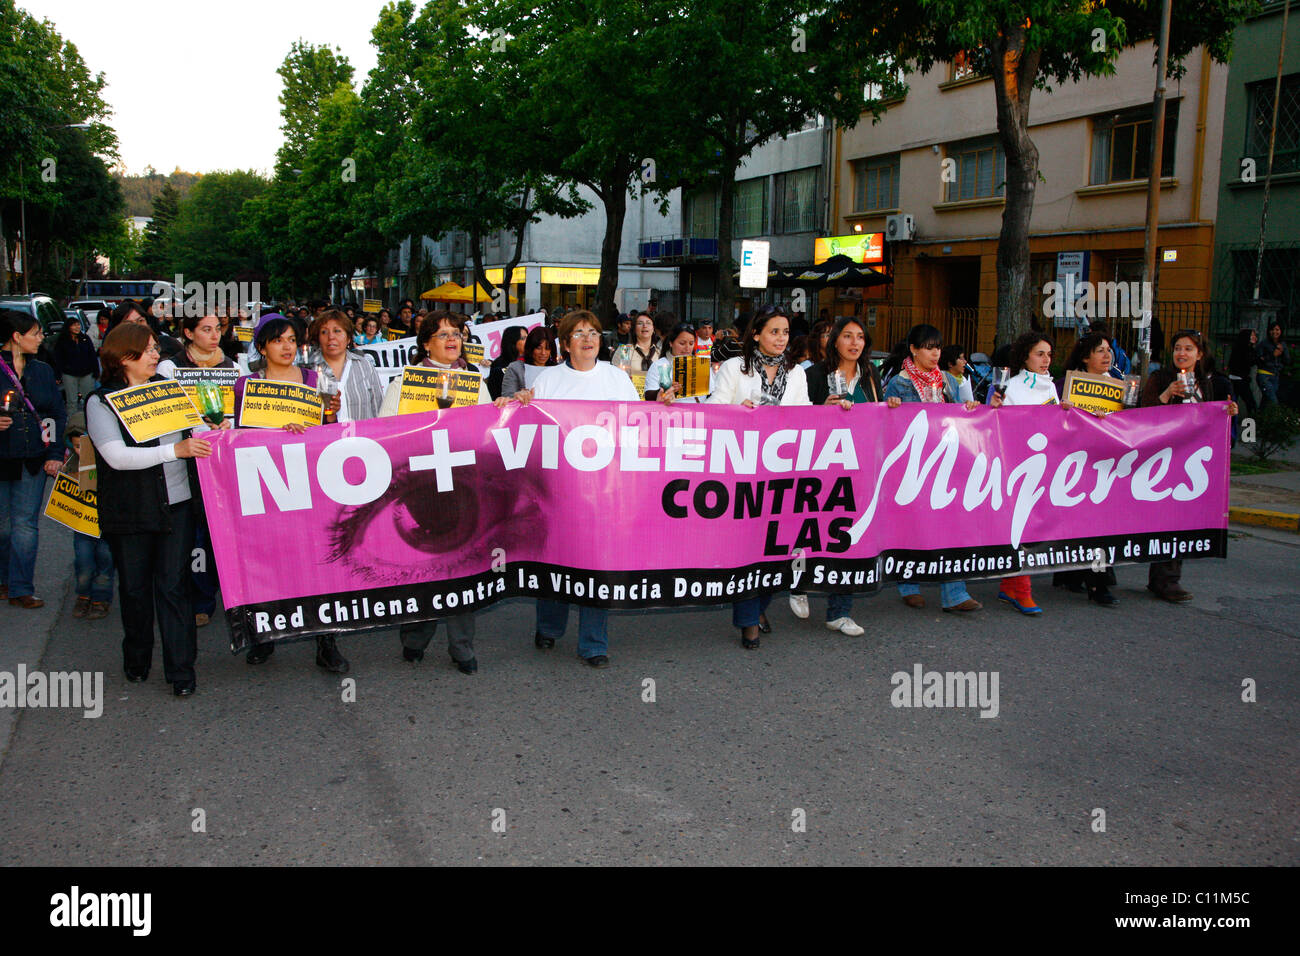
xmin=897 ymin=580 xmax=972 ymax=609
xmin=826 ymin=593 xmax=853 ymax=621
xmin=0 ymin=469 xmax=46 ymax=598
xmin=73 ymin=531 xmax=115 ymax=602
xmin=536 ymin=599 xmax=609 ymax=659
xmin=1257 ymin=372 xmax=1279 ymax=406
xmin=731 ymin=593 xmax=773 ymax=628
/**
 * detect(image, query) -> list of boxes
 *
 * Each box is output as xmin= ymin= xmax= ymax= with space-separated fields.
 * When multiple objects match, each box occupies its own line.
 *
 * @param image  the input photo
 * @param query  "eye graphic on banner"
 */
xmin=326 ymin=461 xmax=544 ymax=587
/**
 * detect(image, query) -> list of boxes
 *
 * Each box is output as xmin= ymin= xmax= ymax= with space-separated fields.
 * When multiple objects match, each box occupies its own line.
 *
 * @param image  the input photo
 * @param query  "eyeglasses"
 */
xmin=570 ymin=330 xmax=601 ymax=340
xmin=430 ymin=332 xmax=461 ymax=341
xmin=142 ymin=344 xmax=160 ymax=356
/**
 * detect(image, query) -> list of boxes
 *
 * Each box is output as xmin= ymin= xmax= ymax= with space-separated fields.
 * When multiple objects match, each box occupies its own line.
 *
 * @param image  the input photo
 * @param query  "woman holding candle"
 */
xmin=1140 ymin=329 xmax=1238 ymax=603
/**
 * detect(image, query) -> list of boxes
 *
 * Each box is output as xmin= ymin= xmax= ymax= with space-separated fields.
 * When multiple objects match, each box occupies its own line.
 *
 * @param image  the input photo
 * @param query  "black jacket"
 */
xmin=0 ymin=351 xmax=67 ymax=471
xmin=89 ymin=376 xmax=194 ymax=535
xmin=53 ymin=332 xmax=100 ymax=378
xmin=805 ymin=358 xmax=885 ymax=405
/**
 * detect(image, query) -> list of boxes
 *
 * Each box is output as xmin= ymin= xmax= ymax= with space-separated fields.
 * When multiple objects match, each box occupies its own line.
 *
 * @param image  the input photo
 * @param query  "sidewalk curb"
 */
xmin=1227 ymin=507 xmax=1300 ymax=533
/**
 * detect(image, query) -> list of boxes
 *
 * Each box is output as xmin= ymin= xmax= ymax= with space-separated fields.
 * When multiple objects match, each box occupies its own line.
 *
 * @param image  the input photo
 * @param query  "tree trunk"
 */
xmin=991 ymin=28 xmax=1042 ymax=349
xmin=716 ymin=126 xmax=742 ymax=329
xmin=469 ymin=221 xmax=486 ymax=313
xmin=594 ymin=176 xmax=627 ymax=327
xmin=501 ymin=187 xmax=531 ymax=318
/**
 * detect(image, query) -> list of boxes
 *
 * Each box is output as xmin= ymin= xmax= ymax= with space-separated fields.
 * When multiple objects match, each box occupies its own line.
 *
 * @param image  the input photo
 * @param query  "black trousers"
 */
xmin=400 ymin=612 xmax=475 ymax=663
xmin=106 ymin=503 xmax=197 ymax=685
xmin=1148 ymin=560 xmax=1182 ymax=593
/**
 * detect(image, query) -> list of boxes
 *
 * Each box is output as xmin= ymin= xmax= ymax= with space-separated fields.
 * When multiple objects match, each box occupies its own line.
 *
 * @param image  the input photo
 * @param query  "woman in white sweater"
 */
xmin=707 ymin=305 xmax=809 ymax=648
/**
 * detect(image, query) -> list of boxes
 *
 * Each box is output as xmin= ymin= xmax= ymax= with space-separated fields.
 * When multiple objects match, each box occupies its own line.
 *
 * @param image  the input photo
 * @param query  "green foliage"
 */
xmin=116 ymin=168 xmax=199 ymax=218
xmin=165 ymin=170 xmax=270 ymax=284
xmin=1249 ymin=404 xmax=1300 ymax=462
xmin=0 ymin=0 xmax=122 ymax=293
xmin=139 ymin=181 xmax=180 ymax=276
xmin=275 ymin=39 xmax=354 ymax=176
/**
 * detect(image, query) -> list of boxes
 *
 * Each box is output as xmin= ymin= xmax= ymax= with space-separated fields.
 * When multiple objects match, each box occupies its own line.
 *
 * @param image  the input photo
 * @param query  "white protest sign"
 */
xmin=740 ymin=240 xmax=770 ymax=289
xmin=472 ymin=312 xmax=546 ymax=363
xmin=357 ymin=336 xmax=423 ymax=383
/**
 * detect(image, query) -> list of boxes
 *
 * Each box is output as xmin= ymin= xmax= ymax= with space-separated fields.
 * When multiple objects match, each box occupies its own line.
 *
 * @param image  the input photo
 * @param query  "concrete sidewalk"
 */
xmin=1230 ymin=438 xmax=1300 ymax=533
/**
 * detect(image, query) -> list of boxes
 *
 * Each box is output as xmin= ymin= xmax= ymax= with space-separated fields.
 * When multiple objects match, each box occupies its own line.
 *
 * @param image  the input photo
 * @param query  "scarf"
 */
xmin=755 ymin=351 xmax=788 ymax=405
xmin=1003 ymin=370 xmax=1059 ymax=406
xmin=902 ymin=357 xmax=945 ymax=402
xmin=185 ymin=343 xmax=226 ymax=367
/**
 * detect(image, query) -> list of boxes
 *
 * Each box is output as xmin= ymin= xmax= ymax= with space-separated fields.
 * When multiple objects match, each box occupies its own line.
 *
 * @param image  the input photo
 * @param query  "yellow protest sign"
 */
xmin=234 ymin=325 xmax=254 ymax=343
xmin=673 ymin=355 xmax=711 ymax=398
xmin=105 ymin=379 xmax=203 ymax=442
xmin=44 ymin=472 xmax=99 ymax=537
xmin=171 ymin=367 xmax=238 ymax=420
xmin=630 ymin=371 xmax=646 ymax=400
xmin=1063 ymin=370 xmax=1125 ymax=416
xmin=396 ymin=366 xmax=483 ymax=415
xmin=238 ymin=378 xmax=323 ymax=429
xmin=462 ymin=340 xmax=486 ymax=365
xmin=363 ymin=299 xmax=382 ymax=313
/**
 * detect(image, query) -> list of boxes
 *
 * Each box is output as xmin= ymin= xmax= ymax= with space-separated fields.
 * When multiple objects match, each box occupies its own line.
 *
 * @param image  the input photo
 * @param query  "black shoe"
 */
xmin=246 ymin=642 xmax=275 ymax=665
xmin=173 ymin=681 xmax=196 ymax=697
xmin=402 ymin=647 xmax=424 ymax=663
xmin=583 ymin=655 xmax=609 ymax=668
xmin=740 ymin=626 xmax=760 ymax=650
xmin=1088 ymin=587 xmax=1119 ymax=607
xmin=534 ymin=631 xmax=555 ymax=649
xmin=316 ymin=635 xmax=350 ymax=674
xmin=1055 ymin=580 xmax=1085 ymax=594
xmin=124 ymin=668 xmax=148 ymax=683
xmin=455 ymin=657 xmax=478 ymax=675
xmin=757 ymin=614 xmax=772 ymax=634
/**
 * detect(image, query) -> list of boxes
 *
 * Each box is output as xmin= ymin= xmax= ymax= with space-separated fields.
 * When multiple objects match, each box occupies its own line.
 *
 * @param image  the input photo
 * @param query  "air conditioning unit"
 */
xmin=886 ymin=213 xmax=915 ymax=242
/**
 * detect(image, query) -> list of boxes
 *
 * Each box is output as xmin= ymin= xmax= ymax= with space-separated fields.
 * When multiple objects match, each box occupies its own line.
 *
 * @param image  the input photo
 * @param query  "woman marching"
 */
xmin=380 ymin=311 xmax=510 ymax=673
xmin=235 ymin=316 xmax=349 ymax=672
xmin=884 ymin=324 xmax=984 ymax=614
xmin=708 ymin=304 xmax=810 ymax=649
xmin=500 ymin=326 xmax=557 ymax=398
xmin=512 ymin=310 xmax=639 ymax=667
xmin=1050 ymin=331 xmax=1121 ymax=607
xmin=53 ymin=316 xmax=99 ymax=412
xmin=988 ymin=332 xmax=1059 ymax=616
xmin=1141 ymin=329 xmax=1238 ymax=602
xmin=307 ymin=309 xmax=385 ymax=422
xmin=86 ymin=323 xmax=211 ymax=696
xmin=645 ymin=322 xmax=709 ymax=403
xmin=157 ymin=312 xmax=238 ymax=629
xmin=799 ymin=315 xmax=899 ymax=636
xmin=0 ymin=310 xmax=66 ymax=608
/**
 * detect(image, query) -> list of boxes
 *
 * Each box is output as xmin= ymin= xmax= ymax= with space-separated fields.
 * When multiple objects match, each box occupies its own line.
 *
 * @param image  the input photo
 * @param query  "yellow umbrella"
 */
xmin=440 ymin=282 xmax=518 ymax=304
xmin=420 ymin=281 xmax=466 ymax=301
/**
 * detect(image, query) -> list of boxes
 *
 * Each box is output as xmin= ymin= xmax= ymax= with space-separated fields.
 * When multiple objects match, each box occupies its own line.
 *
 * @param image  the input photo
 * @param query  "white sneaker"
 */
xmin=826 ymin=617 xmax=864 ymax=636
xmin=789 ymin=594 xmax=810 ymax=619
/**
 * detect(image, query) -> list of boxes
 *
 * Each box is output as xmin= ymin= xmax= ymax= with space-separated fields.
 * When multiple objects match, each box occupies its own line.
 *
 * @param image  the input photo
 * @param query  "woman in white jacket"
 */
xmin=707 ymin=305 xmax=809 ymax=648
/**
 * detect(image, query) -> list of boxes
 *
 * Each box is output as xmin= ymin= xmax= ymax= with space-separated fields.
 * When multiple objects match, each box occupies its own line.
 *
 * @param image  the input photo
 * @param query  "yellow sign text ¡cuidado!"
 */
xmin=105 ymin=379 xmax=203 ymax=442
xmin=396 ymin=366 xmax=483 ymax=415
xmin=44 ymin=472 xmax=99 ymax=537
xmin=238 ymin=378 xmax=323 ymax=429
xmin=1063 ymin=370 xmax=1126 ymax=416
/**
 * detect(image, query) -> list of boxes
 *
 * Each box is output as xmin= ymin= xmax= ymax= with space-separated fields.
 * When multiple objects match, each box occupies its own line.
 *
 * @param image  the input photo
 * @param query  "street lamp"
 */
xmin=18 ymin=122 xmax=92 ymax=295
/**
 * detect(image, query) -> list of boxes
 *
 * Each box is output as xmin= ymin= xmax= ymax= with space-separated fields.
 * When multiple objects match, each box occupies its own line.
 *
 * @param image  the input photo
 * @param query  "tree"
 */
xmin=368 ymin=0 xmax=587 ymax=313
xmin=166 ymin=170 xmax=269 ymax=284
xmin=874 ymin=0 xmax=1257 ymax=346
xmin=671 ymin=1 xmax=894 ymax=324
xmin=0 ymin=0 xmax=118 ymax=292
xmin=464 ymin=0 xmax=702 ymax=325
xmin=139 ymin=180 xmax=180 ymax=276
xmin=274 ymin=39 xmax=354 ymax=176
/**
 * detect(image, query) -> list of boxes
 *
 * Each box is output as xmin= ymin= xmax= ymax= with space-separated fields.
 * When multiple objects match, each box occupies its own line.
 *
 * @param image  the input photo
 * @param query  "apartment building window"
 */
xmin=864 ymin=64 xmax=907 ymax=102
xmin=949 ymin=50 xmax=982 ymax=83
xmin=733 ymin=178 xmax=768 ymax=237
xmin=854 ymin=154 xmax=900 ymax=211
xmin=945 ymin=138 xmax=1005 ymax=202
xmin=1246 ymin=73 xmax=1300 ymax=175
xmin=774 ymin=166 xmax=820 ymax=233
xmin=687 ymin=187 xmax=718 ymax=237
xmin=1090 ymin=102 xmax=1179 ymax=184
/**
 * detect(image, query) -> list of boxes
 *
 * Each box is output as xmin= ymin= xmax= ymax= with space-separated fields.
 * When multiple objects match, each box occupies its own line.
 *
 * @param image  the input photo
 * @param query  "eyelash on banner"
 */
xmin=326 ymin=464 xmax=543 ymax=586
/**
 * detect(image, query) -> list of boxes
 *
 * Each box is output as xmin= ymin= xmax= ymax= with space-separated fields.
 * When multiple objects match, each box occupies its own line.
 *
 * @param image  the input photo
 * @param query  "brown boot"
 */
xmin=72 ymin=596 xmax=90 ymax=618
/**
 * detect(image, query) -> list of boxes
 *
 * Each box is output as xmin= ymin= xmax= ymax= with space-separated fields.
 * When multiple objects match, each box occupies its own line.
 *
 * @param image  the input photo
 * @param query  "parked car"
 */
xmin=0 ymin=293 xmax=63 ymax=365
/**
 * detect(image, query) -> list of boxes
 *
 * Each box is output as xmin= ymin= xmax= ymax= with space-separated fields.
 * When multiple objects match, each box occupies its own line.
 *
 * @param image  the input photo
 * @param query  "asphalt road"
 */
xmin=1 ymin=525 xmax=1296 ymax=866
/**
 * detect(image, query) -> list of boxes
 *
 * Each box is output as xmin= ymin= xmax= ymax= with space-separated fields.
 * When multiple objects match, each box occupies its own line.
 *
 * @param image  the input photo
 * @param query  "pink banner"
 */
xmin=197 ymin=401 xmax=1230 ymax=648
